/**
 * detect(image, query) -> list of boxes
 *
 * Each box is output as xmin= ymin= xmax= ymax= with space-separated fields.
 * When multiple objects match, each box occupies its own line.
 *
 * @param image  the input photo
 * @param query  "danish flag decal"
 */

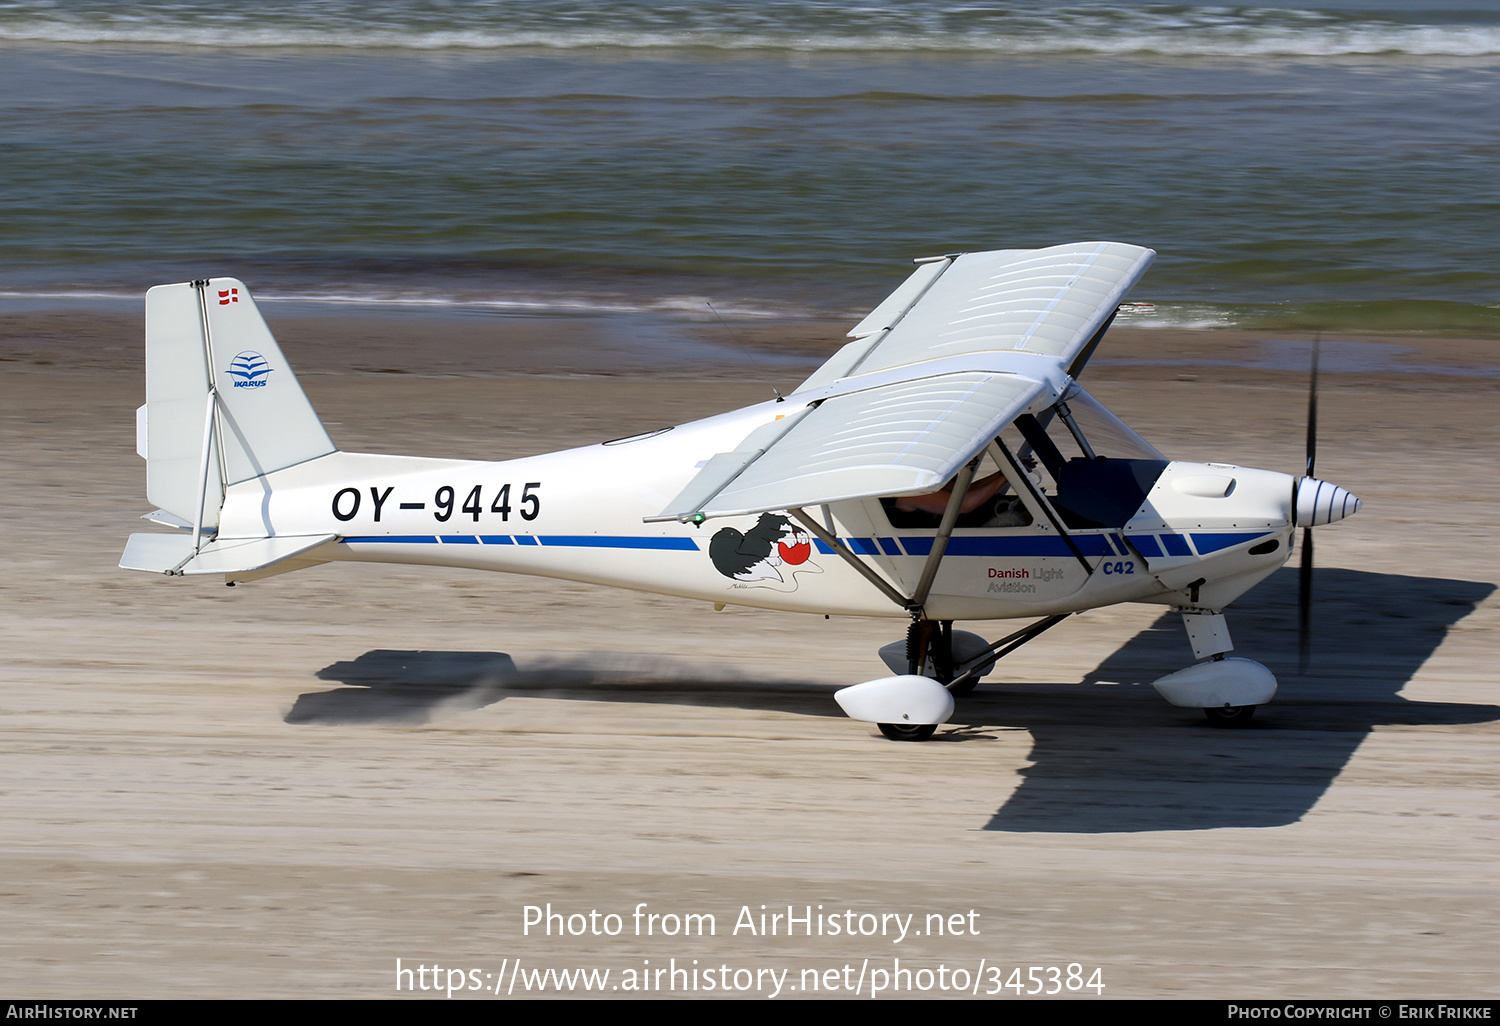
xmin=218 ymin=288 xmax=239 ymax=305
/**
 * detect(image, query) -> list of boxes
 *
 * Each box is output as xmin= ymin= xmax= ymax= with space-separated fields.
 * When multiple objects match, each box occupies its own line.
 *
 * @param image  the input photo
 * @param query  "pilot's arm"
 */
xmin=893 ymin=471 xmax=1007 ymax=516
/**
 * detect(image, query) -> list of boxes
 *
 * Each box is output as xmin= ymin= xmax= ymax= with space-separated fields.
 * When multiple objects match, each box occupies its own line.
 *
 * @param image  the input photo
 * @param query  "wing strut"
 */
xmin=909 ymin=457 xmax=979 ymax=613
xmin=1065 ymin=309 xmax=1119 ymax=379
xmin=790 ymin=455 xmax=981 ymax=618
xmin=790 ymin=433 xmax=1102 ymax=614
xmin=990 ymin=437 xmax=1096 ymax=577
xmin=944 ymin=613 xmax=1074 ymax=692
xmin=789 ymin=509 xmax=911 ymax=611
xmin=787 ymin=429 xmax=1099 ymax=620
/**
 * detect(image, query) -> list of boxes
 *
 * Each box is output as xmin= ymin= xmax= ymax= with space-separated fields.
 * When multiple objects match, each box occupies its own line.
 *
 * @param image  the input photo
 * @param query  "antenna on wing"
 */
xmin=707 ymin=301 xmax=783 ymax=402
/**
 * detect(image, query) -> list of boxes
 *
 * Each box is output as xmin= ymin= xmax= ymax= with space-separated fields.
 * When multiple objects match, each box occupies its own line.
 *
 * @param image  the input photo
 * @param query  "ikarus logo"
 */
xmin=227 ymin=351 xmax=271 ymax=388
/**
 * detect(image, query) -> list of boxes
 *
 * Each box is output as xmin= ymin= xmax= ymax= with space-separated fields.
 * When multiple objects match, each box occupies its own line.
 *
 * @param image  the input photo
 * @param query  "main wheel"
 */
xmin=878 ymin=722 xmax=937 ymax=742
xmin=1203 ymin=705 xmax=1256 ymax=727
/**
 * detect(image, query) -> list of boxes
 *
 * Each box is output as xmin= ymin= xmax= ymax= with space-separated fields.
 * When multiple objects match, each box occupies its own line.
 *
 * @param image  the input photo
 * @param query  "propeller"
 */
xmin=1297 ymin=337 xmax=1320 ymax=672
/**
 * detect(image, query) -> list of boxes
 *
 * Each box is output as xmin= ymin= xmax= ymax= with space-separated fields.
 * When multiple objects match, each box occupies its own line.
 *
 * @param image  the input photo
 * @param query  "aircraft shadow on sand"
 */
xmin=287 ymin=651 xmax=842 ymax=726
xmin=288 ymin=567 xmax=1493 ymax=834
xmin=982 ymin=566 xmax=1495 ymax=833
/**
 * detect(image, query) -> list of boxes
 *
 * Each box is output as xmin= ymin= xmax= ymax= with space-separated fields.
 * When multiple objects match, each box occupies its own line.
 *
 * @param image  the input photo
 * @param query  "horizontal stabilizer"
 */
xmin=120 ymin=533 xmax=336 ymax=576
xmin=120 ymin=533 xmax=197 ymax=573
xmin=141 ymin=508 xmax=193 ymax=530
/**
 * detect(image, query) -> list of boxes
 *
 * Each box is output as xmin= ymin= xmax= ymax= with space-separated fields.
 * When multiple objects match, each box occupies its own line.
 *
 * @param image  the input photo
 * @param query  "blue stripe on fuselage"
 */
xmin=343 ymin=534 xmax=697 ymax=550
xmin=1191 ymin=531 xmax=1271 ymax=554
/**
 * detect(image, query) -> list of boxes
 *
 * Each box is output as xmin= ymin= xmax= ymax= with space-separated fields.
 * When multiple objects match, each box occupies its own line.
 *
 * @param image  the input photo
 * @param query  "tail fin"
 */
xmin=141 ymin=278 xmax=335 ymax=529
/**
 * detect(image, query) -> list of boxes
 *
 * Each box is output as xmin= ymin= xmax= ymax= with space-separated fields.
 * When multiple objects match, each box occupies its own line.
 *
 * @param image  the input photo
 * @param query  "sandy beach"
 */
xmin=2 ymin=307 xmax=1497 ymax=998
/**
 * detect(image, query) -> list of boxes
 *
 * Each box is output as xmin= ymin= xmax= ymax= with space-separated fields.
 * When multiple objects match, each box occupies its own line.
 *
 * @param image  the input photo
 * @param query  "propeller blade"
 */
xmin=1298 ymin=336 xmax=1319 ymax=672
xmin=1305 ymin=335 xmax=1320 ymax=480
xmin=1298 ymin=526 xmax=1313 ymax=672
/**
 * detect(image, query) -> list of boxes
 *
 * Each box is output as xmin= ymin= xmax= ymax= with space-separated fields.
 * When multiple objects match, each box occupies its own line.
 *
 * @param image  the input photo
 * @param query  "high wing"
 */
xmin=650 ymin=242 xmax=1155 ymax=523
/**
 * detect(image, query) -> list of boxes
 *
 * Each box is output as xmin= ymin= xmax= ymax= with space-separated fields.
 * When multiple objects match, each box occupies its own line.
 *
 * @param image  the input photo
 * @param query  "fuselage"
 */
xmin=218 ymin=393 xmax=1303 ymax=620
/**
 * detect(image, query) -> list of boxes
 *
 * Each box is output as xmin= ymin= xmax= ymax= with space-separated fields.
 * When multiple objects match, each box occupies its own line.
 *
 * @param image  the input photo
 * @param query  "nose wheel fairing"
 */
xmin=1152 ymin=656 xmax=1277 ymax=716
xmin=834 ymin=675 xmax=956 ymax=735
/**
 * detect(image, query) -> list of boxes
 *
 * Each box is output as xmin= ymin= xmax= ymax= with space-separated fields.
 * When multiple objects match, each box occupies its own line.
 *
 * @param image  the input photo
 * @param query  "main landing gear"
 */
xmin=839 ymin=615 xmax=1073 ymax=741
xmin=839 ymin=608 xmax=1281 ymax=740
xmin=906 ymin=619 xmax=967 ymax=691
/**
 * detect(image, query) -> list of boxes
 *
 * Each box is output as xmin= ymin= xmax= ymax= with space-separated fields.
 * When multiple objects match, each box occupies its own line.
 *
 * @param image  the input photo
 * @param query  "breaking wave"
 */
xmin=2 ymin=2 xmax=1498 ymax=59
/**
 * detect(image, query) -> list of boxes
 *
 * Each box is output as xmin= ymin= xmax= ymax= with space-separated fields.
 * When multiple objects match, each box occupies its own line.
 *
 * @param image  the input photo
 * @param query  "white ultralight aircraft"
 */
xmin=120 ymin=242 xmax=1361 ymax=740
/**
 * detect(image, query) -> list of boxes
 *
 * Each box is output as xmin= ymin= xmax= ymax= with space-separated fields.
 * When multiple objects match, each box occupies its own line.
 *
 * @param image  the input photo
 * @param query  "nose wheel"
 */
xmin=1203 ymin=705 xmax=1256 ymax=727
xmin=878 ymin=722 xmax=938 ymax=742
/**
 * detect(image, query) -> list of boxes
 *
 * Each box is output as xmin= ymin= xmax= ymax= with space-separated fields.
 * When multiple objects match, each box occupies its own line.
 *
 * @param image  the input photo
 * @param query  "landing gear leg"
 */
xmin=933 ymin=620 xmax=983 ymax=695
xmin=880 ymin=615 xmax=1070 ymax=697
xmin=907 ymin=619 xmax=967 ymax=689
xmin=905 ymin=618 xmax=931 ymax=676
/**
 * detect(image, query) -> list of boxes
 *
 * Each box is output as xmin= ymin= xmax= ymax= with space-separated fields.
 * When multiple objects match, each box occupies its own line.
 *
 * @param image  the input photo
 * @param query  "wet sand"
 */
xmin=1 ymin=309 xmax=1497 ymax=998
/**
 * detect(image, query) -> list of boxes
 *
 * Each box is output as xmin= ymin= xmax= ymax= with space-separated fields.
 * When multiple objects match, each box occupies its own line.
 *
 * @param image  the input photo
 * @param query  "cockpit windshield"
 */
xmin=878 ymin=385 xmax=1165 ymax=533
xmin=1001 ymin=385 xmax=1167 ymax=530
xmin=1045 ymin=384 xmax=1163 ymax=462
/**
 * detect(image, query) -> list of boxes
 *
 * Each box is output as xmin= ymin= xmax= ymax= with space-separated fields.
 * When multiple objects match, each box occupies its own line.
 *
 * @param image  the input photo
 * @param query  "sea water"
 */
xmin=1 ymin=0 xmax=1497 ymax=333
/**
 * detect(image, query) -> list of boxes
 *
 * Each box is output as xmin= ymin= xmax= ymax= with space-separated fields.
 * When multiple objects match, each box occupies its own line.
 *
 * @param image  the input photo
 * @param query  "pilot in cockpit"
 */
xmin=887 ymin=471 xmax=1031 ymax=529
